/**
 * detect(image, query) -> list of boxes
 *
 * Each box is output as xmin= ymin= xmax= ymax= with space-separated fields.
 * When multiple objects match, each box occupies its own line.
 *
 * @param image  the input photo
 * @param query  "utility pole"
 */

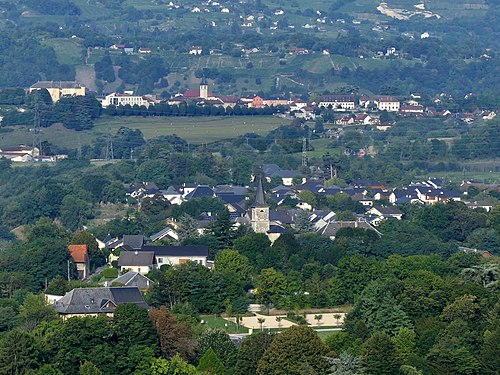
xmin=67 ymin=260 xmax=71 ymax=281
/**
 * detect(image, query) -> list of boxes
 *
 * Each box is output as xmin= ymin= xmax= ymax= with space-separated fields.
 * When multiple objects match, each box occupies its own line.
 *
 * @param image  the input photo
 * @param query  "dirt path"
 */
xmin=76 ymin=65 xmax=97 ymax=92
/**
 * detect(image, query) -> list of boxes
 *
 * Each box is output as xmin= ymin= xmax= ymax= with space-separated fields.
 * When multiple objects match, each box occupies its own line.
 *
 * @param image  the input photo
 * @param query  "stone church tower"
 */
xmin=251 ymin=178 xmax=270 ymax=234
xmin=199 ymin=77 xmax=208 ymax=99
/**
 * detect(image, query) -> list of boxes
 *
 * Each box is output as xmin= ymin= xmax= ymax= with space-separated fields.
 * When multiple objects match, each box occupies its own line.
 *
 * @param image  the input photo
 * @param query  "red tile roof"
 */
xmin=68 ymin=245 xmax=89 ymax=263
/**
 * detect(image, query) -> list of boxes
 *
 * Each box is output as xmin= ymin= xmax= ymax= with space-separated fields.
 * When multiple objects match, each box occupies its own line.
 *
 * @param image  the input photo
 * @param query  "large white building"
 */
xmin=101 ymin=92 xmax=155 ymax=108
xmin=318 ymin=95 xmax=356 ymax=111
xmin=29 ymin=81 xmax=86 ymax=103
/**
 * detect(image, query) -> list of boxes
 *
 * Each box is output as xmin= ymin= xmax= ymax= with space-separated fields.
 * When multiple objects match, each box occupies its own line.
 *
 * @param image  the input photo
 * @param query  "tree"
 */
xmin=79 ymin=360 xmax=101 ymax=375
xmin=32 ymin=364 xmax=64 ymax=375
xmin=208 ymin=209 xmax=234 ymax=252
xmin=71 ymin=230 xmax=105 ymax=270
xmin=196 ymin=328 xmax=238 ymax=369
xmin=257 ymin=325 xmax=328 ymax=375
xmin=392 ymin=327 xmax=417 ymax=364
xmin=256 ymin=268 xmax=288 ymax=309
xmin=214 ymin=249 xmax=251 ymax=279
xmin=18 ymin=293 xmax=58 ymax=332
xmin=177 ymin=214 xmax=199 ymax=242
xmin=326 ymin=352 xmax=364 ymax=375
xmin=295 ymin=210 xmax=315 ymax=233
xmin=315 ymin=314 xmax=323 ymax=326
xmin=0 ymin=329 xmax=39 ymax=374
xmin=60 ymin=195 xmax=93 ymax=231
xmin=361 ymin=332 xmax=399 ymax=375
xmin=149 ymin=307 xmax=195 ymax=360
xmin=257 ymin=317 xmax=266 ymax=332
xmin=197 ymin=348 xmax=225 ymax=374
xmin=235 ymin=333 xmax=276 ymax=375
xmin=150 ymin=354 xmax=197 ymax=375
xmin=481 ymin=327 xmax=500 ymax=374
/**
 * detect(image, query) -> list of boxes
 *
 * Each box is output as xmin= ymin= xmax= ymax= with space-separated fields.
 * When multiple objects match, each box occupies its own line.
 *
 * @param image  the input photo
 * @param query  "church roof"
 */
xmin=254 ymin=178 xmax=267 ymax=208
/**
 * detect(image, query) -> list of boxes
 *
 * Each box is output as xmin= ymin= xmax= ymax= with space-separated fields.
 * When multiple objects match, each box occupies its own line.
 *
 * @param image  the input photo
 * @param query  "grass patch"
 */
xmin=43 ymin=38 xmax=84 ymax=66
xmin=93 ymin=116 xmax=286 ymax=143
xmin=201 ymin=316 xmax=249 ymax=334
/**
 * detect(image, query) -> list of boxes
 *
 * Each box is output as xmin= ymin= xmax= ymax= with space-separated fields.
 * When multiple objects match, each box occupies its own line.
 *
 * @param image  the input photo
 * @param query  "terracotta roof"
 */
xmin=68 ymin=245 xmax=89 ymax=263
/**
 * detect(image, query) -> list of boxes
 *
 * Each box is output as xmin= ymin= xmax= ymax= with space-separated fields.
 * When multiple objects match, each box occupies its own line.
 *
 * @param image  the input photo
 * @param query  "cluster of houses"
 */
xmin=47 ymin=172 xmax=497 ymax=320
xmin=0 ymin=145 xmax=65 ymax=163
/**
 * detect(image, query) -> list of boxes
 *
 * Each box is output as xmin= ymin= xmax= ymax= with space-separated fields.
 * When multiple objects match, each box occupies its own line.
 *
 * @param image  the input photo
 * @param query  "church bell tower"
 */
xmin=199 ymin=77 xmax=208 ymax=99
xmin=251 ymin=178 xmax=270 ymax=234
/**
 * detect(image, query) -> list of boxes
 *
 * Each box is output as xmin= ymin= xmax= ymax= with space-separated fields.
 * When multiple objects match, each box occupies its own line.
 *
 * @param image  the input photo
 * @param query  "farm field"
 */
xmin=93 ymin=116 xmax=287 ymax=143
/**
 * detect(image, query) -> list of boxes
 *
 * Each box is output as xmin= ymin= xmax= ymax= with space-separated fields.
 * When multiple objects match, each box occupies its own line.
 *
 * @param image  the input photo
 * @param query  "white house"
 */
xmin=101 ymin=92 xmax=154 ymax=108
xmin=142 ymin=245 xmax=209 ymax=267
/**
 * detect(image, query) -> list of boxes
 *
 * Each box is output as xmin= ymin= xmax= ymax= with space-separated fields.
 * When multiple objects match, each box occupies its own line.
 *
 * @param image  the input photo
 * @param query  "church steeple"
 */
xmin=254 ymin=177 xmax=267 ymax=207
xmin=251 ymin=177 xmax=270 ymax=233
xmin=199 ymin=76 xmax=208 ymax=99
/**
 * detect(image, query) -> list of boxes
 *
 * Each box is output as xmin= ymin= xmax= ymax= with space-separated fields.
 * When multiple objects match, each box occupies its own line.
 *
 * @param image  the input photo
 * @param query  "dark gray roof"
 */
xmin=372 ymin=206 xmax=403 ymax=215
xmin=149 ymin=227 xmax=177 ymax=242
xmin=53 ymin=287 xmax=148 ymax=314
xmin=141 ymin=245 xmax=209 ymax=257
xmin=118 ymin=251 xmax=155 ymax=267
xmin=254 ymin=178 xmax=267 ymax=207
xmin=318 ymin=221 xmax=380 ymax=237
xmin=122 ymin=235 xmax=145 ymax=250
xmin=31 ymin=80 xmax=83 ymax=89
xmin=185 ymin=185 xmax=216 ymax=200
xmin=110 ymin=271 xmax=153 ymax=289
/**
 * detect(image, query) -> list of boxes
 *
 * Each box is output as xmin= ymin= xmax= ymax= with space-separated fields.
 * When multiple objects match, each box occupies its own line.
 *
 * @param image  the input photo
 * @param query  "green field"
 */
xmin=202 ymin=316 xmax=249 ymax=334
xmin=43 ymin=38 xmax=84 ymax=66
xmin=93 ymin=116 xmax=286 ymax=143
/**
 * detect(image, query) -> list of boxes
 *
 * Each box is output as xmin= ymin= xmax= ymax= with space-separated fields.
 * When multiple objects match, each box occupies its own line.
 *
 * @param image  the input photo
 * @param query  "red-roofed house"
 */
xmin=68 ymin=245 xmax=90 ymax=279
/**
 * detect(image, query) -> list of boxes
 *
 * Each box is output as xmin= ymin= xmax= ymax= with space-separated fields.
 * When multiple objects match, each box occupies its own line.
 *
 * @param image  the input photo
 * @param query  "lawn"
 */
xmin=202 ymin=316 xmax=249 ymax=334
xmin=93 ymin=116 xmax=286 ymax=143
xmin=43 ymin=38 xmax=84 ymax=66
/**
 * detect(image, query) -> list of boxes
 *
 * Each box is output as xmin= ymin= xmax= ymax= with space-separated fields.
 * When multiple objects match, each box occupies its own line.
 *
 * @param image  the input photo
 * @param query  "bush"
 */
xmin=102 ymin=268 xmax=118 ymax=279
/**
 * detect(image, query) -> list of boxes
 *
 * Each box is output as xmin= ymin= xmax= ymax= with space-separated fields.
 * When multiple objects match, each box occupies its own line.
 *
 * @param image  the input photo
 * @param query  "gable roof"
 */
xmin=371 ymin=206 xmax=403 ymax=216
xmin=68 ymin=245 xmax=89 ymax=263
xmin=318 ymin=221 xmax=380 ymax=237
xmin=140 ymin=245 xmax=209 ymax=257
xmin=110 ymin=271 xmax=153 ymax=289
xmin=53 ymin=287 xmax=148 ymax=314
xmin=185 ymin=185 xmax=216 ymax=200
xmin=122 ymin=235 xmax=145 ymax=250
xmin=118 ymin=251 xmax=155 ymax=267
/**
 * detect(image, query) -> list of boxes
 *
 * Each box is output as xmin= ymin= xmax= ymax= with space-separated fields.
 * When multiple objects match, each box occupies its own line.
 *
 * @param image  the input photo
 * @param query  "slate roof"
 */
xmin=254 ymin=178 xmax=267 ymax=207
xmin=109 ymin=271 xmax=153 ymax=289
xmin=185 ymin=185 xmax=216 ymax=200
xmin=318 ymin=221 xmax=380 ymax=237
xmin=372 ymin=206 xmax=403 ymax=216
xmin=262 ymin=164 xmax=301 ymax=178
xmin=122 ymin=235 xmax=145 ymax=250
xmin=297 ymin=181 xmax=324 ymax=192
xmin=54 ymin=287 xmax=148 ymax=314
xmin=31 ymin=81 xmax=83 ymax=89
xmin=149 ymin=227 xmax=177 ymax=242
xmin=68 ymin=245 xmax=89 ymax=263
xmin=118 ymin=251 xmax=155 ymax=267
xmin=140 ymin=245 xmax=209 ymax=257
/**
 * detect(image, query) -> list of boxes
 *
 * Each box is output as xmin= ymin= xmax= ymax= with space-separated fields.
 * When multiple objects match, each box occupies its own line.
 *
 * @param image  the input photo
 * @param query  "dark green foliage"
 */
xmin=196 ymin=329 xmax=238 ymax=369
xmin=235 ymin=333 xmax=276 ymax=375
xmin=0 ymin=329 xmax=39 ymax=374
xmin=197 ymin=348 xmax=225 ymax=374
xmin=362 ymin=332 xmax=400 ymax=375
xmin=257 ymin=325 xmax=328 ymax=375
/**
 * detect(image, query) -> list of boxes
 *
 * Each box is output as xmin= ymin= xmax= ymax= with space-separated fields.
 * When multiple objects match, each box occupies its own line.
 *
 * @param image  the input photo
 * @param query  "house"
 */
xmin=292 ymin=48 xmax=309 ymax=55
xmin=184 ymin=185 xmax=216 ymax=200
xmin=415 ymin=187 xmax=461 ymax=204
xmin=376 ymin=97 xmax=400 ymax=112
xmin=149 ymin=227 xmax=179 ymax=242
xmin=367 ymin=206 xmax=404 ymax=221
xmin=262 ymin=164 xmax=305 ymax=186
xmin=160 ymin=186 xmax=184 ymax=205
xmin=0 ymin=145 xmax=39 ymax=161
xmin=118 ymin=251 xmax=156 ymax=274
xmin=400 ymin=105 xmax=424 ymax=115
xmin=101 ymin=92 xmax=155 ymax=108
xmin=465 ymin=201 xmax=494 ymax=212
xmin=124 ymin=47 xmax=134 ymax=54
xmin=141 ymin=245 xmax=209 ymax=267
xmin=53 ymin=287 xmax=149 ymax=319
xmin=317 ymin=220 xmax=380 ymax=240
xmin=107 ymin=271 xmax=153 ymax=290
xmin=29 ymin=81 xmax=86 ymax=103
xmin=263 ymin=97 xmax=289 ymax=107
xmin=336 ymin=115 xmax=355 ymax=125
xmin=318 ymin=95 xmax=356 ymax=111
xmin=189 ymin=46 xmax=203 ymax=55
xmin=138 ymin=48 xmax=152 ymax=54
xmin=68 ymin=244 xmax=91 ymax=279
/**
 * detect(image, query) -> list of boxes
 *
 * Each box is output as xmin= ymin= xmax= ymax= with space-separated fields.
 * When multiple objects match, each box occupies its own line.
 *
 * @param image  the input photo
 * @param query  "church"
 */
xmin=248 ymin=178 xmax=287 ymax=242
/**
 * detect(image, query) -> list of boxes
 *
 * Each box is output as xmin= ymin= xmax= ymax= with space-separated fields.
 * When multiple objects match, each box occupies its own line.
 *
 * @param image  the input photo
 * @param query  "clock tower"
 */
xmin=251 ymin=178 xmax=270 ymax=234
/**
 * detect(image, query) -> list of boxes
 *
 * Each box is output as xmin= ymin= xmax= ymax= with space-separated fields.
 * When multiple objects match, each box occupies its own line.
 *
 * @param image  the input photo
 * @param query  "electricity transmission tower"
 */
xmin=105 ymin=128 xmax=114 ymax=161
xmin=32 ymin=101 xmax=42 ymax=159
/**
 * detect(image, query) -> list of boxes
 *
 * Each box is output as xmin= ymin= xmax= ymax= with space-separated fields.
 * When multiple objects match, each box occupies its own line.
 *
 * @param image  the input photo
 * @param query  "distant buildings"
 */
xmin=100 ymin=92 xmax=156 ymax=108
xmin=29 ymin=81 xmax=86 ymax=103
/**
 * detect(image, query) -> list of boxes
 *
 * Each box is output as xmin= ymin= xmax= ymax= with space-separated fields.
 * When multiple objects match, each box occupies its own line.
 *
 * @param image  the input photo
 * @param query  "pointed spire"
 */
xmin=255 ymin=177 xmax=267 ymax=207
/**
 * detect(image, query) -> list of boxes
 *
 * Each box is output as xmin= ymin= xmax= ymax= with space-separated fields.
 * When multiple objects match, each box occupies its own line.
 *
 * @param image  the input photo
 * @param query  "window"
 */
xmin=157 ymin=257 xmax=163 ymax=264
